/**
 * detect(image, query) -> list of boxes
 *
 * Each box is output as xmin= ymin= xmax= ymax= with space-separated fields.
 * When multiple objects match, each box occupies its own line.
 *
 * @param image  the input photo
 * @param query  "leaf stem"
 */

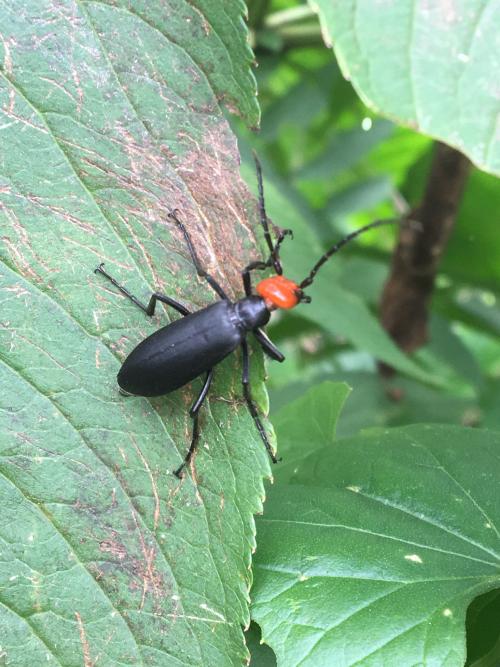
xmin=264 ymin=6 xmax=317 ymax=29
xmin=379 ymin=142 xmax=471 ymax=373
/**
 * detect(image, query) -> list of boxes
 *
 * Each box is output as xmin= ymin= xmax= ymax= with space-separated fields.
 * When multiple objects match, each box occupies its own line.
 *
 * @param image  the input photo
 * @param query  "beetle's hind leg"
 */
xmin=174 ymin=369 xmax=214 ymax=478
xmin=241 ymin=339 xmax=279 ymax=464
xmin=94 ymin=263 xmax=189 ymax=317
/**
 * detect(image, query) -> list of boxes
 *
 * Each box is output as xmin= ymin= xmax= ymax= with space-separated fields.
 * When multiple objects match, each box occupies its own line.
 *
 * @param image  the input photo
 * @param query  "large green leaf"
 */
xmin=270 ymin=381 xmax=351 ymax=483
xmin=0 ymin=3 xmax=268 ymax=665
xmin=252 ymin=383 xmax=500 ymax=666
xmin=311 ymin=0 xmax=500 ymax=176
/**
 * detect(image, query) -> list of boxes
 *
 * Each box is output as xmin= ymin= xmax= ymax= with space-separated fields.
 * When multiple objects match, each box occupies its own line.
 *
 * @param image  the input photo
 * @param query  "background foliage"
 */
xmin=242 ymin=1 xmax=500 ymax=665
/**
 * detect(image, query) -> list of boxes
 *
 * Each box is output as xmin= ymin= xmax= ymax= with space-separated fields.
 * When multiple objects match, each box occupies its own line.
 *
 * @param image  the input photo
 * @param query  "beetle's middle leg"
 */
xmin=168 ymin=210 xmax=229 ymax=301
xmin=240 ymin=339 xmax=279 ymax=464
xmin=94 ymin=263 xmax=190 ymax=317
xmin=254 ymin=328 xmax=285 ymax=363
xmin=174 ymin=369 xmax=214 ymax=478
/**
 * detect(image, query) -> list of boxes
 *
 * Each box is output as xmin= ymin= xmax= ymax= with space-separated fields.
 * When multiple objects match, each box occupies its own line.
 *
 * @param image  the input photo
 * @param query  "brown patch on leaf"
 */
xmin=170 ymin=120 xmax=260 ymax=299
xmin=75 ymin=611 xmax=95 ymax=667
xmin=99 ymin=538 xmax=127 ymax=560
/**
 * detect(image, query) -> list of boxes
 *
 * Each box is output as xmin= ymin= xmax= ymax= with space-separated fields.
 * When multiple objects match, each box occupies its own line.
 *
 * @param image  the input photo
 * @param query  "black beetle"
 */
xmin=95 ymin=155 xmax=395 ymax=477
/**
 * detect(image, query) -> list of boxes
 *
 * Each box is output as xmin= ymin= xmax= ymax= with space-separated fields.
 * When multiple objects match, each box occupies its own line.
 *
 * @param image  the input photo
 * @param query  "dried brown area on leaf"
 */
xmin=81 ymin=117 xmax=260 ymax=305
xmin=172 ymin=123 xmax=260 ymax=300
xmin=75 ymin=611 xmax=94 ymax=667
xmin=99 ymin=530 xmax=167 ymax=612
xmin=100 ymin=538 xmax=127 ymax=560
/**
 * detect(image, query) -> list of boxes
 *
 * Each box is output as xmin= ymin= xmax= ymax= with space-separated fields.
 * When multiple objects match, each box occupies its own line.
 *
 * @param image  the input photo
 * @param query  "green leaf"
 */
xmin=0 ymin=3 xmax=266 ymax=665
xmin=272 ymin=382 xmax=351 ymax=483
xmin=445 ymin=169 xmax=500 ymax=289
xmin=252 ymin=383 xmax=500 ymax=666
xmin=480 ymin=379 xmax=500 ymax=430
xmin=297 ymin=120 xmax=394 ymax=182
xmin=270 ymin=372 xmax=477 ymax=438
xmin=311 ymin=0 xmax=500 ymax=176
xmin=324 ymin=176 xmax=394 ymax=226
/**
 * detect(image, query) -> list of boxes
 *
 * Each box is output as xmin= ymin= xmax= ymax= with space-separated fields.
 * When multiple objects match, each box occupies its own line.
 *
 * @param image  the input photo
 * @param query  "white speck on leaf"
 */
xmin=405 ymin=554 xmax=423 ymax=564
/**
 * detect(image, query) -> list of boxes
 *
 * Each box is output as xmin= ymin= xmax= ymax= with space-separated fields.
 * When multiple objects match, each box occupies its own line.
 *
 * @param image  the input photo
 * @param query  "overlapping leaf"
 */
xmin=252 ymin=383 xmax=500 ymax=666
xmin=311 ymin=0 xmax=500 ymax=176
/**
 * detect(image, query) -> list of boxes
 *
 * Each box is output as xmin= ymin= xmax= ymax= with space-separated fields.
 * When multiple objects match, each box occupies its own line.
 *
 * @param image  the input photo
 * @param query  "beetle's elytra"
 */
xmin=95 ymin=154 xmax=396 ymax=478
xmin=117 ymin=298 xmax=269 ymax=397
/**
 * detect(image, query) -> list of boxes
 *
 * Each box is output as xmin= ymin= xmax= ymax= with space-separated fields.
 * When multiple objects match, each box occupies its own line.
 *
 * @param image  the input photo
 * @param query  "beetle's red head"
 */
xmin=256 ymin=275 xmax=305 ymax=310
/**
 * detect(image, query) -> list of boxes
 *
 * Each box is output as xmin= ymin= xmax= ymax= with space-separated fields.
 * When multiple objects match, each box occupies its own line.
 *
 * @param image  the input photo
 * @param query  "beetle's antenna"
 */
xmin=299 ymin=218 xmax=400 ymax=289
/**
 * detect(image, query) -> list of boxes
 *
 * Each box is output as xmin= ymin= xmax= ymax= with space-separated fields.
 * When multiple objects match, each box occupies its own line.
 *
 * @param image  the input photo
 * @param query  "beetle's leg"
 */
xmin=241 ymin=339 xmax=279 ymax=464
xmin=253 ymin=153 xmax=293 ymax=275
xmin=168 ymin=210 xmax=229 ymax=301
xmin=241 ymin=229 xmax=293 ymax=296
xmin=254 ymin=328 xmax=285 ymax=362
xmin=242 ymin=260 xmax=269 ymax=296
xmin=267 ymin=228 xmax=293 ymax=276
xmin=174 ymin=369 xmax=214 ymax=478
xmin=94 ymin=264 xmax=190 ymax=317
xmin=253 ymin=152 xmax=274 ymax=258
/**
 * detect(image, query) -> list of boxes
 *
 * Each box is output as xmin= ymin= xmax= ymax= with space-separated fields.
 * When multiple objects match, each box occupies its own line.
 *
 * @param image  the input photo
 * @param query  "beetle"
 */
xmin=95 ymin=155 xmax=396 ymax=477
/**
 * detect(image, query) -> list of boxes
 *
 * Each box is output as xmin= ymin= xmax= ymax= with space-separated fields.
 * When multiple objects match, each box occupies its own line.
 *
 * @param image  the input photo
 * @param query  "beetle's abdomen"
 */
xmin=117 ymin=300 xmax=243 ymax=397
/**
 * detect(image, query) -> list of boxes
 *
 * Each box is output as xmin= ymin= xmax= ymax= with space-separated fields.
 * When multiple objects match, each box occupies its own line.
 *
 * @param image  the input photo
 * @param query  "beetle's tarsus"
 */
xmin=173 ymin=465 xmax=185 ymax=479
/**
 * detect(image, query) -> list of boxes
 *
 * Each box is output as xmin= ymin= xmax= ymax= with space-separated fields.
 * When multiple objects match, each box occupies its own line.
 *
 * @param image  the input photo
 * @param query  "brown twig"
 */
xmin=379 ymin=141 xmax=471 ymax=375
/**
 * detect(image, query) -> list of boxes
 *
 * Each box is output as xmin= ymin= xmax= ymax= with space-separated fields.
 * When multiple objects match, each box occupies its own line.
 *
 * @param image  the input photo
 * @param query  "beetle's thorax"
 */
xmin=234 ymin=296 xmax=270 ymax=331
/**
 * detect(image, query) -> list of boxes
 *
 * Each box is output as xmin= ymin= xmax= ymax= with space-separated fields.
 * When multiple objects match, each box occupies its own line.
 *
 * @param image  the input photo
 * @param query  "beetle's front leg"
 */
xmin=240 ymin=228 xmax=293 ymax=296
xmin=242 ymin=260 xmax=269 ymax=296
xmin=168 ymin=210 xmax=229 ymax=301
